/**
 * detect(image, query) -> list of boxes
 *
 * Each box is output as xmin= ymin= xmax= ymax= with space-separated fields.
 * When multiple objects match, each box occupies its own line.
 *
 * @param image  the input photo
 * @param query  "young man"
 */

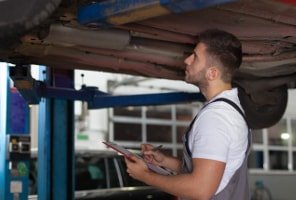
xmin=125 ymin=29 xmax=250 ymax=200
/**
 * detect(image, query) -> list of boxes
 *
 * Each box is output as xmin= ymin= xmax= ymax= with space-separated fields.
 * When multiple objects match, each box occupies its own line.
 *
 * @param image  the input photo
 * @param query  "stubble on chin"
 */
xmin=184 ymin=70 xmax=189 ymax=82
xmin=184 ymin=73 xmax=192 ymax=84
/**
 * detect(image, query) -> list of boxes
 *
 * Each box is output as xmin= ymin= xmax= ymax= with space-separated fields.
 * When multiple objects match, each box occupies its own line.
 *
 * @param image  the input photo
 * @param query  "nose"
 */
xmin=184 ymin=54 xmax=193 ymax=65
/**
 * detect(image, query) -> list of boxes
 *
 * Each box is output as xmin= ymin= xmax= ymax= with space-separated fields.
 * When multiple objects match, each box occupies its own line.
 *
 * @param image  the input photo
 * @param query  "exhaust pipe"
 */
xmin=44 ymin=24 xmax=130 ymax=50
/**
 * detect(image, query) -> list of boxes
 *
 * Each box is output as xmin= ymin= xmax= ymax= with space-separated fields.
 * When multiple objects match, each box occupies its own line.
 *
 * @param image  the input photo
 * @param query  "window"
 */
xmin=75 ymin=156 xmax=107 ymax=190
xmin=293 ymin=152 xmax=296 ymax=170
xmin=109 ymin=103 xmax=201 ymax=157
xmin=114 ymin=122 xmax=142 ymax=141
xmin=252 ymin=129 xmax=263 ymax=144
xmin=147 ymin=125 xmax=172 ymax=142
xmin=109 ymin=93 xmax=296 ymax=174
xmin=267 ymin=119 xmax=288 ymax=146
xmin=292 ymin=119 xmax=296 ymax=146
xmin=248 ymin=151 xmax=264 ymax=169
xmin=249 ymin=116 xmax=296 ymax=173
xmin=114 ymin=107 xmax=141 ymax=117
xmin=269 ymin=150 xmax=288 ymax=170
xmin=107 ymin=158 xmax=120 ymax=188
xmin=176 ymin=106 xmax=193 ymax=121
xmin=146 ymin=105 xmax=171 ymax=119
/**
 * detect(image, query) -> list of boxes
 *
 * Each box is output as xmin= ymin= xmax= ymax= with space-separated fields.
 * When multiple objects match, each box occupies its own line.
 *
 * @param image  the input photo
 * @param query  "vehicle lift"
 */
xmin=0 ymin=64 xmax=204 ymax=200
xmin=0 ymin=0 xmax=237 ymax=199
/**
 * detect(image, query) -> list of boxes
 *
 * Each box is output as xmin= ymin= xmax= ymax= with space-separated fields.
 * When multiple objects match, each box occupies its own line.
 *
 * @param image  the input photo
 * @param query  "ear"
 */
xmin=206 ymin=67 xmax=219 ymax=81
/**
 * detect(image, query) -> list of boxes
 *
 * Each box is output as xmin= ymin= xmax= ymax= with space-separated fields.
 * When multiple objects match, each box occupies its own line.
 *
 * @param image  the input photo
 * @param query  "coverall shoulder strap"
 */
xmin=185 ymin=97 xmax=249 ymax=157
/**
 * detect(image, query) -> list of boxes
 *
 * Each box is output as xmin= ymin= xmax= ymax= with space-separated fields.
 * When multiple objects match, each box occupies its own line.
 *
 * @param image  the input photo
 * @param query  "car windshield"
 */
xmin=75 ymin=156 xmax=107 ymax=190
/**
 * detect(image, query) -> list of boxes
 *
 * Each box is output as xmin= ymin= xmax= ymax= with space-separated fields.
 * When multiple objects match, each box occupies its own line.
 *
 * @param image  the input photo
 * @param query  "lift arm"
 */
xmin=9 ymin=65 xmax=205 ymax=109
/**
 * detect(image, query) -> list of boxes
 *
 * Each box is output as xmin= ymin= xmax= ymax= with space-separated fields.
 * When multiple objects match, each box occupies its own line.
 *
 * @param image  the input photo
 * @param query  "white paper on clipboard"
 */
xmin=102 ymin=141 xmax=173 ymax=176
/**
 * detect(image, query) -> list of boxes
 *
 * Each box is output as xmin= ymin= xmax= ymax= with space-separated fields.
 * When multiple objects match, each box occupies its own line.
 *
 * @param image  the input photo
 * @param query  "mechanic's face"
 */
xmin=184 ymin=42 xmax=209 ymax=86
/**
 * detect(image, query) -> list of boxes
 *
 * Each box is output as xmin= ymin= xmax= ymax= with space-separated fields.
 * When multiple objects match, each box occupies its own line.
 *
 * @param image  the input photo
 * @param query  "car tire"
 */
xmin=238 ymin=85 xmax=288 ymax=129
xmin=0 ymin=0 xmax=61 ymax=41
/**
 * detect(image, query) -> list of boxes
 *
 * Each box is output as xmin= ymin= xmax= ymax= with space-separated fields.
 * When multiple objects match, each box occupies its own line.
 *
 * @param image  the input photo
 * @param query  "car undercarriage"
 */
xmin=0 ymin=0 xmax=296 ymax=128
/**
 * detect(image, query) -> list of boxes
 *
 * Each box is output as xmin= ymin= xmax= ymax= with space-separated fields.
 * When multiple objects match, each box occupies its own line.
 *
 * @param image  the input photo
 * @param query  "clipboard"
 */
xmin=102 ymin=141 xmax=173 ymax=176
xmin=102 ymin=141 xmax=136 ymax=161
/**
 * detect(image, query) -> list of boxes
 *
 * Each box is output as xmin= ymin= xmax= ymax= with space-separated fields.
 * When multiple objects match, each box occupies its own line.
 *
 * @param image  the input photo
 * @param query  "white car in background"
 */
xmin=29 ymin=149 xmax=177 ymax=200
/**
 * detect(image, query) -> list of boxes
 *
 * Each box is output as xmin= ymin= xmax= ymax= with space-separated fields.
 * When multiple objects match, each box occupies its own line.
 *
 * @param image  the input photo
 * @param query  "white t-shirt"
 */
xmin=187 ymin=88 xmax=248 ymax=194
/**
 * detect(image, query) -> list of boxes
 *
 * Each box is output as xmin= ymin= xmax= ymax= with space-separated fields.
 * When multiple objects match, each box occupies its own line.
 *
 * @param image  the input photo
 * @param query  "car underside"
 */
xmin=0 ymin=0 xmax=296 ymax=129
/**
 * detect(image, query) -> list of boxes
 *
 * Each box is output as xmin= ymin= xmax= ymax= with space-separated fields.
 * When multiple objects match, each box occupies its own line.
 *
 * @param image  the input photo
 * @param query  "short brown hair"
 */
xmin=199 ymin=29 xmax=242 ymax=82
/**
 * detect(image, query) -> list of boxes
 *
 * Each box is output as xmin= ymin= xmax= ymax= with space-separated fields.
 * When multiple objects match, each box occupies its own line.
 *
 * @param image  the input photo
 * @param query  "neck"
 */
xmin=200 ymin=82 xmax=232 ymax=101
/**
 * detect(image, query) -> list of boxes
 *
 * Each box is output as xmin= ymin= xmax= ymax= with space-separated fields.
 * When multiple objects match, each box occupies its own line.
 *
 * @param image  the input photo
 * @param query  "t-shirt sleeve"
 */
xmin=190 ymin=109 xmax=232 ymax=163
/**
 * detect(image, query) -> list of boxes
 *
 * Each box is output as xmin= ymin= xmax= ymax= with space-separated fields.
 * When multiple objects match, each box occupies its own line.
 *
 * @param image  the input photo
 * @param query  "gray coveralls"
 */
xmin=181 ymin=98 xmax=251 ymax=200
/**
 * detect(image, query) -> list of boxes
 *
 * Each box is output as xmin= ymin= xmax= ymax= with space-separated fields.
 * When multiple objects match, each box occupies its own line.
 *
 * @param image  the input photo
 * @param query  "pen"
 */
xmin=152 ymin=145 xmax=163 ymax=152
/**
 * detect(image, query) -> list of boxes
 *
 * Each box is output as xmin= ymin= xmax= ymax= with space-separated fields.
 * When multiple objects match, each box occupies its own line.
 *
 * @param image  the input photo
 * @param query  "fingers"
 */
xmin=141 ymin=144 xmax=154 ymax=152
xmin=144 ymin=150 xmax=158 ymax=156
xmin=124 ymin=156 xmax=136 ymax=177
xmin=126 ymin=168 xmax=134 ymax=178
xmin=143 ymin=151 xmax=157 ymax=162
xmin=143 ymin=154 xmax=154 ymax=163
xmin=125 ymin=155 xmax=137 ymax=164
xmin=141 ymin=144 xmax=158 ymax=159
xmin=140 ymin=144 xmax=165 ymax=165
xmin=126 ymin=168 xmax=131 ymax=176
xmin=124 ymin=157 xmax=132 ymax=164
xmin=124 ymin=155 xmax=148 ymax=179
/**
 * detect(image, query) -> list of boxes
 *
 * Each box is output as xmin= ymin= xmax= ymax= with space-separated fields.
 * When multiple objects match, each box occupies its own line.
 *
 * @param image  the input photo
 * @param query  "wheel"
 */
xmin=0 ymin=0 xmax=61 ymax=42
xmin=238 ymin=85 xmax=288 ymax=129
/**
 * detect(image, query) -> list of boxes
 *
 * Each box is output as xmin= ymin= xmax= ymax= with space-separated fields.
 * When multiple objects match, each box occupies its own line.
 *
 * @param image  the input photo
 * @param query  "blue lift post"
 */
xmin=0 ymin=65 xmax=10 ymax=200
xmin=38 ymin=68 xmax=75 ymax=200
xmin=51 ymin=69 xmax=75 ymax=200
xmin=37 ymin=66 xmax=52 ymax=200
xmin=0 ymin=64 xmax=30 ymax=200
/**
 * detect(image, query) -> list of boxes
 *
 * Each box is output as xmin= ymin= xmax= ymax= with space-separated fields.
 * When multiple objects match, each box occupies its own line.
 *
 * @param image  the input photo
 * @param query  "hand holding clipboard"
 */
xmin=102 ymin=141 xmax=173 ymax=176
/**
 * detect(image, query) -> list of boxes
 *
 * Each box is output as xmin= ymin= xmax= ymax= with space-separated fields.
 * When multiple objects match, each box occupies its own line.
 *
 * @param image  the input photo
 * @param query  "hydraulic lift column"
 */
xmin=38 ymin=67 xmax=75 ymax=200
xmin=0 ymin=64 xmax=30 ymax=200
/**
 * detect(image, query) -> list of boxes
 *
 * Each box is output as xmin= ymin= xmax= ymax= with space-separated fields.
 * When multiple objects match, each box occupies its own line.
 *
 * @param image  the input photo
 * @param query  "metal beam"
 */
xmin=9 ymin=66 xmax=204 ymax=109
xmin=160 ymin=0 xmax=236 ymax=13
xmin=38 ymin=85 xmax=205 ymax=109
xmin=9 ymin=65 xmax=40 ymax=104
xmin=78 ymin=0 xmax=237 ymax=26
xmin=10 ymin=75 xmax=204 ymax=109
xmin=88 ymin=91 xmax=205 ymax=109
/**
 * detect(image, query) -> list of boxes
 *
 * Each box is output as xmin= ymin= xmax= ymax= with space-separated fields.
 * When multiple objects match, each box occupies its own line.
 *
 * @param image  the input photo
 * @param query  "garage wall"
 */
xmin=249 ymin=90 xmax=296 ymax=200
xmin=249 ymin=173 xmax=296 ymax=200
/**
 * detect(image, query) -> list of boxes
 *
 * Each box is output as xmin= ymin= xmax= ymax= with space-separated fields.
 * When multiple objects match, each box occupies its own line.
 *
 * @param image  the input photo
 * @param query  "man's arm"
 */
xmin=126 ymin=156 xmax=225 ymax=200
xmin=161 ymin=155 xmax=182 ymax=173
